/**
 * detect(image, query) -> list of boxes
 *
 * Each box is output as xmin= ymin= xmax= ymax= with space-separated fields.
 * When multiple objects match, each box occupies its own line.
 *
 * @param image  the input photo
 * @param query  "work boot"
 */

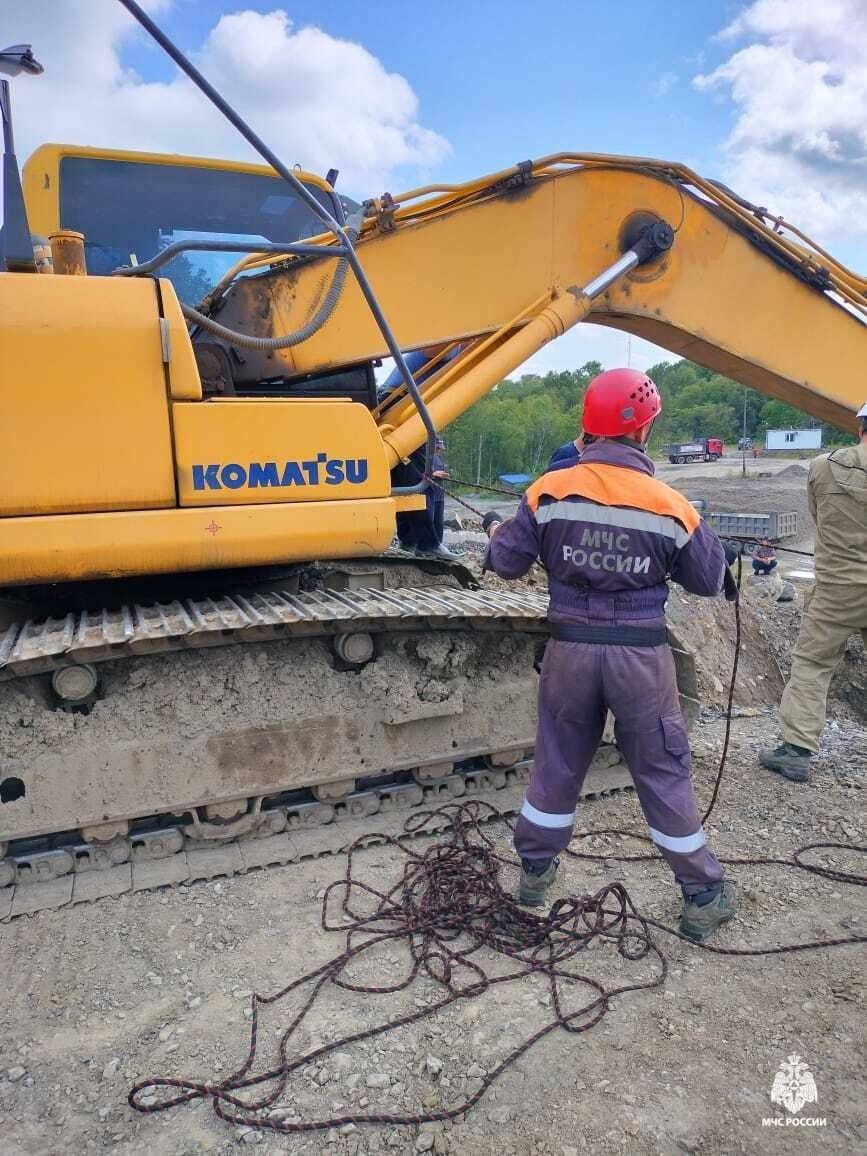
xmin=759 ymin=742 xmax=812 ymax=783
xmin=517 ymin=858 xmax=559 ymax=907
xmin=416 ymin=543 xmax=464 ymax=561
xmin=679 ymin=881 xmax=737 ymax=942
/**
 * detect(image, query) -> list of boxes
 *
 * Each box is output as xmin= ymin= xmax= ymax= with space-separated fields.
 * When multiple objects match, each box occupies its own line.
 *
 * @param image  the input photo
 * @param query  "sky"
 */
xmin=3 ymin=0 xmax=866 ymax=376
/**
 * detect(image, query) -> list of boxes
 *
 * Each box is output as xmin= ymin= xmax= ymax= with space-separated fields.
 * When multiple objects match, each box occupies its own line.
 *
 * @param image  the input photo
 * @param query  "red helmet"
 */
xmin=582 ymin=368 xmax=662 ymax=437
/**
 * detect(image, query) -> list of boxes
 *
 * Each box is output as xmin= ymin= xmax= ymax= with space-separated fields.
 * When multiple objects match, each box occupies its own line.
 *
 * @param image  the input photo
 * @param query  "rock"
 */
xmin=331 ymin=1052 xmax=354 ymax=1073
xmin=466 ymin=1063 xmax=485 ymax=1079
xmin=776 ymin=582 xmax=797 ymax=603
xmin=416 ymin=1134 xmax=435 ymax=1152
xmin=235 ymin=1125 xmax=263 ymax=1144
xmin=340 ymin=1123 xmax=357 ymax=1135
xmin=316 ymin=1067 xmax=331 ymax=1086
xmin=487 ymin=1106 xmax=513 ymax=1124
xmin=425 ymin=1055 xmax=443 ymax=1076
xmin=101 ymin=1057 xmax=122 ymax=1081
xmin=7 ymin=1066 xmax=26 ymax=1082
xmin=563 ymin=1148 xmax=580 ymax=1156
xmin=366 ymin=1073 xmax=391 ymax=1089
xmin=138 ymin=1094 xmax=157 ymax=1107
xmin=145 ymin=972 xmax=163 ymax=987
xmin=97 ymin=1106 xmax=111 ymax=1121
xmin=187 ymin=996 xmax=202 ymax=1010
xmin=158 ymin=1026 xmax=175 ymax=1043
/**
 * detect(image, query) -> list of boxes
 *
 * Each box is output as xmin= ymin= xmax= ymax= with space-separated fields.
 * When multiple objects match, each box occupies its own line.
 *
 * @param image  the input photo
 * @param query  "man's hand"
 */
xmin=482 ymin=511 xmax=504 ymax=538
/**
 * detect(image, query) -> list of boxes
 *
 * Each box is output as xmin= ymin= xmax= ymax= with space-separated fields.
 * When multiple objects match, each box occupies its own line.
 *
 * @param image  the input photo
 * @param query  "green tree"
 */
xmin=442 ymin=358 xmax=854 ymax=484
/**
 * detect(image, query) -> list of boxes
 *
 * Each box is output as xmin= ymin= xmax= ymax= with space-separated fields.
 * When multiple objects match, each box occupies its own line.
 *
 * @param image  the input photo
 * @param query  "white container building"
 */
xmin=764 ymin=428 xmax=823 ymax=451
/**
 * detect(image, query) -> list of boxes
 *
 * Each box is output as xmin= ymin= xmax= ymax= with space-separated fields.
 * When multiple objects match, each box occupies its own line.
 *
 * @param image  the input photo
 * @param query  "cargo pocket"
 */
xmin=660 ymin=714 xmax=691 ymax=763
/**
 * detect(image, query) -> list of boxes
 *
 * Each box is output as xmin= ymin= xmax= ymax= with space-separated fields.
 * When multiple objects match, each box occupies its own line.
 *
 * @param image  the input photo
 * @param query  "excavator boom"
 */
xmin=202 ymin=155 xmax=865 ymax=446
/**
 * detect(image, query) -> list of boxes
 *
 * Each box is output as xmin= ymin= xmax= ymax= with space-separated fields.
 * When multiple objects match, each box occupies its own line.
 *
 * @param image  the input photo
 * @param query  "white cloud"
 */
xmin=1 ymin=1 xmax=449 ymax=196
xmin=694 ymin=0 xmax=867 ymax=254
xmin=652 ymin=71 xmax=678 ymax=98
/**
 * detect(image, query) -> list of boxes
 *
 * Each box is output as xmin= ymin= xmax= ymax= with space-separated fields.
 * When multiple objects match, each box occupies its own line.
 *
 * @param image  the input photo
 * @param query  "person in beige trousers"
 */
xmin=760 ymin=402 xmax=867 ymax=782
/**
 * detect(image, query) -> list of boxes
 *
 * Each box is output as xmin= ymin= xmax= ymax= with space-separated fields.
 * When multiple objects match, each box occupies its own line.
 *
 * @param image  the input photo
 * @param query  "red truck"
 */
xmin=665 ymin=438 xmax=725 ymax=464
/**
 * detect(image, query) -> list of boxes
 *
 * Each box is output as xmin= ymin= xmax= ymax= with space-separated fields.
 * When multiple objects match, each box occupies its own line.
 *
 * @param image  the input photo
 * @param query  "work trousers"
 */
xmin=396 ymin=487 xmax=444 ymax=552
xmin=514 ymin=638 xmax=724 ymax=896
xmin=781 ymin=582 xmax=867 ymax=752
xmin=393 ymin=453 xmax=444 ymax=552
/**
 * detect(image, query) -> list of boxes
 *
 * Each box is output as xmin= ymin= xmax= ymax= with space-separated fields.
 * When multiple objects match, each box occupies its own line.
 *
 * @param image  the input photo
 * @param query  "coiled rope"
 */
xmin=130 ymin=796 xmax=864 ymax=1137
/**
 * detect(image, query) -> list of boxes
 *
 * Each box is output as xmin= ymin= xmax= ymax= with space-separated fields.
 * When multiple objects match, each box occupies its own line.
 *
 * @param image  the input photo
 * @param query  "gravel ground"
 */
xmin=1 ymin=708 xmax=863 ymax=1156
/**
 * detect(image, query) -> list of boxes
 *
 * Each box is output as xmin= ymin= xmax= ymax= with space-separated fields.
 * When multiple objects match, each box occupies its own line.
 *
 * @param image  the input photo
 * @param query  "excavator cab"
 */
xmin=22 ymin=145 xmax=378 ymax=405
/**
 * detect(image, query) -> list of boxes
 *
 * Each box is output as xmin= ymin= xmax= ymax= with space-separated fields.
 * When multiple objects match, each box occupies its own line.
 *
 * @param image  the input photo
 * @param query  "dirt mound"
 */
xmin=775 ymin=462 xmax=810 ymax=478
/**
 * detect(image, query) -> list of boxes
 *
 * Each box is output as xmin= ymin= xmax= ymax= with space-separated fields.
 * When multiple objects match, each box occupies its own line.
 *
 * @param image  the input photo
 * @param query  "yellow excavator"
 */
xmin=0 ymin=4 xmax=865 ymax=917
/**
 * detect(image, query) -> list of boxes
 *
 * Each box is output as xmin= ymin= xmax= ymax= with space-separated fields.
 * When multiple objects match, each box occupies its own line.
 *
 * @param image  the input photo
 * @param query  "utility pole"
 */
xmin=742 ymin=388 xmax=748 ymax=479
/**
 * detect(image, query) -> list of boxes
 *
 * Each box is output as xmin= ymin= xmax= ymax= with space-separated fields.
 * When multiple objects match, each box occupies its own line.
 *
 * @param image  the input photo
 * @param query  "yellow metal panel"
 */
xmin=159 ymin=278 xmax=202 ymax=401
xmin=0 ymin=500 xmax=396 ymax=586
xmin=172 ymin=399 xmax=391 ymax=506
xmin=22 ymin=144 xmax=331 ymax=238
xmin=393 ymin=493 xmax=426 ymax=512
xmin=0 ymin=273 xmax=176 ymax=516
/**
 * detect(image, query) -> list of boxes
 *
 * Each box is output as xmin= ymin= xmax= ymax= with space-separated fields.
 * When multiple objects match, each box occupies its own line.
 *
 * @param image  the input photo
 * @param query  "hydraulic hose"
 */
xmin=180 ymin=218 xmax=360 ymax=352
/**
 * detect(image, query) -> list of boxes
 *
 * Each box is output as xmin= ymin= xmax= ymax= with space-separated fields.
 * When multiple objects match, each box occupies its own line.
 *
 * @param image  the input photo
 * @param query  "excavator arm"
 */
xmin=198 ymin=155 xmax=867 ymax=450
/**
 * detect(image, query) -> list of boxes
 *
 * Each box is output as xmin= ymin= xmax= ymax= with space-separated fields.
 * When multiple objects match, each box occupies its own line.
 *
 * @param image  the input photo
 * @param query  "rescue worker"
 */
xmin=760 ymin=402 xmax=867 ymax=782
xmin=482 ymin=368 xmax=738 ymax=941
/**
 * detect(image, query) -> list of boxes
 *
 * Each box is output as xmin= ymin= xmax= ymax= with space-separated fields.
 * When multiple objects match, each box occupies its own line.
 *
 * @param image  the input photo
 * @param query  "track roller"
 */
xmin=484 ymin=748 xmax=526 ymax=770
xmin=413 ymin=761 xmax=455 ymax=784
xmin=51 ymin=663 xmax=99 ymax=711
xmin=313 ymin=778 xmax=357 ymax=803
xmin=333 ymin=632 xmax=375 ymax=666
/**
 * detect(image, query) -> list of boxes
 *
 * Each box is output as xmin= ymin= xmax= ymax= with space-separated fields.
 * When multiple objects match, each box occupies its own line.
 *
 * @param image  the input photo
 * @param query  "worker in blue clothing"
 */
xmin=547 ymin=434 xmax=584 ymax=471
xmin=380 ymin=350 xmax=462 ymax=560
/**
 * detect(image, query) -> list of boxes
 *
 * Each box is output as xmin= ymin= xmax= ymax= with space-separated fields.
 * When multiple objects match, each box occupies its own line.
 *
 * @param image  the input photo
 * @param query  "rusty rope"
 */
xmin=130 ymin=799 xmax=865 ymax=1139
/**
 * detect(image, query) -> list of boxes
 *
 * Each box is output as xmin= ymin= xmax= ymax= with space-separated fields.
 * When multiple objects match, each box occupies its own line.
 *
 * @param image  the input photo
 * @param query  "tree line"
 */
xmin=441 ymin=360 xmax=853 ymax=484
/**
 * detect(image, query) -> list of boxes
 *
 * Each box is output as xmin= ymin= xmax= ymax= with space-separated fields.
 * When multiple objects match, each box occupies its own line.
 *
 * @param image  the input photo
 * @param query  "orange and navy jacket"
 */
xmin=484 ymin=440 xmax=726 ymax=627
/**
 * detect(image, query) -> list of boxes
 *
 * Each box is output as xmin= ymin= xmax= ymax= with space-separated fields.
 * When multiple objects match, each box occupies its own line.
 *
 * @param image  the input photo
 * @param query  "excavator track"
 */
xmin=0 ymin=580 xmax=697 ymax=921
xmin=0 ymin=584 xmax=550 ymax=680
xmin=0 ymin=756 xmax=636 ymax=921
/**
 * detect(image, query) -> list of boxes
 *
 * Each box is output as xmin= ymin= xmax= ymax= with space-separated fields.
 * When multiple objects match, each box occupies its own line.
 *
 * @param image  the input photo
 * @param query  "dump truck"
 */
xmin=665 ymin=438 xmax=726 ymax=464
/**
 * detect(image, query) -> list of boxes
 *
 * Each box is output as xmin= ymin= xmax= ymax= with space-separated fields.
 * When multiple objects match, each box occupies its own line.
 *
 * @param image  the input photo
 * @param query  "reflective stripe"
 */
xmin=535 ymin=499 xmax=691 ymax=547
xmin=648 ymin=826 xmax=707 ymax=853
xmin=520 ymin=799 xmax=576 ymax=829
